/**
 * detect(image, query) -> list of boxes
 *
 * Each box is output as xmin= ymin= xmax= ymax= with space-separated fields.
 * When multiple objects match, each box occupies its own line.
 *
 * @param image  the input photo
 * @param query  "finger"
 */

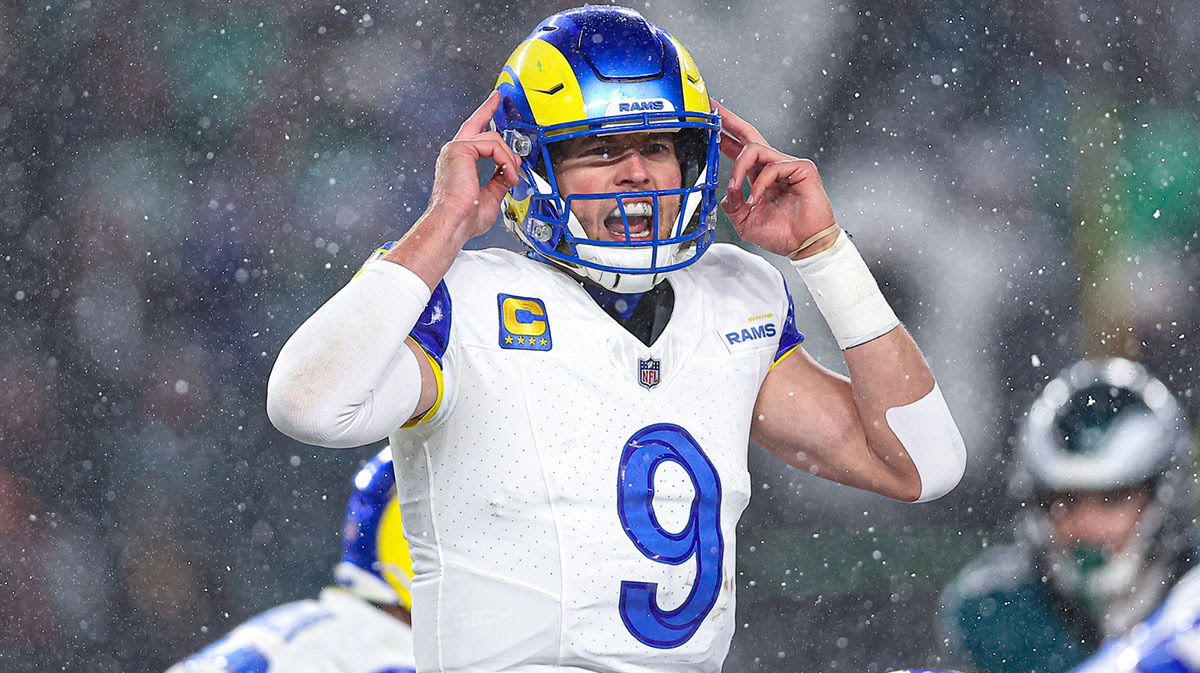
xmin=747 ymin=160 xmax=799 ymax=206
xmin=447 ymin=136 xmax=520 ymax=178
xmin=456 ymin=91 xmax=501 ymax=139
xmin=786 ymin=157 xmax=820 ymax=183
xmin=718 ymin=128 xmax=744 ymax=161
xmin=711 ymin=99 xmax=746 ymax=159
xmin=481 ymin=168 xmax=515 ymax=208
xmin=777 ymin=159 xmax=824 ymax=196
xmin=728 ymin=143 xmax=771 ymax=194
xmin=720 ymin=183 xmax=749 ymax=225
xmin=469 ymin=130 xmax=522 ymax=173
xmin=478 ymin=141 xmax=521 ymax=207
xmin=712 ymin=98 xmax=767 ymax=146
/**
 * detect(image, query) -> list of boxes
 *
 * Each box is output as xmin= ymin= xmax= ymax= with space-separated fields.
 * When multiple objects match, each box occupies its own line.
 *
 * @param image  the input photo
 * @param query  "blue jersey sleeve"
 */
xmin=358 ymin=240 xmax=452 ymax=366
xmin=773 ymin=285 xmax=805 ymax=366
xmin=409 ymin=281 xmax=451 ymax=367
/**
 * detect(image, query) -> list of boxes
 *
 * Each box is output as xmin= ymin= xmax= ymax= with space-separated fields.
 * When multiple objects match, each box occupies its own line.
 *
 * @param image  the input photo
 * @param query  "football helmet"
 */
xmin=493 ymin=6 xmax=722 ymax=293
xmin=1011 ymin=358 xmax=1196 ymax=630
xmin=333 ymin=447 xmax=413 ymax=611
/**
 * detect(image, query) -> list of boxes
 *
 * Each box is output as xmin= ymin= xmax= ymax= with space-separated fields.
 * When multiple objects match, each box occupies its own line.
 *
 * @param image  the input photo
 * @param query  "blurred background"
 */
xmin=1 ymin=0 xmax=1197 ymax=671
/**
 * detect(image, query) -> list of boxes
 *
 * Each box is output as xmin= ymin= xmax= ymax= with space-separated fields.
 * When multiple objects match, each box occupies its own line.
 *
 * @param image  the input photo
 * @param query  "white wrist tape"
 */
xmin=884 ymin=383 xmax=967 ymax=502
xmin=789 ymin=231 xmax=900 ymax=350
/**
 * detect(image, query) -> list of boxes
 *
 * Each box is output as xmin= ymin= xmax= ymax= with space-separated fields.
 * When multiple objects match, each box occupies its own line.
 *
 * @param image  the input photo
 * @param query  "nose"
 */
xmin=1051 ymin=495 xmax=1140 ymax=548
xmin=613 ymin=149 xmax=651 ymax=187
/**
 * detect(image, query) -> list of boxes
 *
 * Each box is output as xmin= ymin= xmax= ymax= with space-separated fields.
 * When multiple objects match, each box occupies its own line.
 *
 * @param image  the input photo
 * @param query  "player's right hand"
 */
xmin=422 ymin=91 xmax=521 ymax=242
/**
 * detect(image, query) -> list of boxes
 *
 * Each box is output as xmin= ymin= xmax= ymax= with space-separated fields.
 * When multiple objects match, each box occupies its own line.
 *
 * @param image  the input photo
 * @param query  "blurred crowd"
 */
xmin=0 ymin=0 xmax=1196 ymax=671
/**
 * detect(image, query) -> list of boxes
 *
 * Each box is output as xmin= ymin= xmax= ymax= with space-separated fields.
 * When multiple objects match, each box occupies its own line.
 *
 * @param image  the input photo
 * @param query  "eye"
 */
xmin=644 ymin=139 xmax=674 ymax=156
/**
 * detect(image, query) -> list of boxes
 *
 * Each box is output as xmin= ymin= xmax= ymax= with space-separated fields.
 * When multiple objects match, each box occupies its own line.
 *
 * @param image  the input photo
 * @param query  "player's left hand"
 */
xmin=715 ymin=100 xmax=838 ymax=259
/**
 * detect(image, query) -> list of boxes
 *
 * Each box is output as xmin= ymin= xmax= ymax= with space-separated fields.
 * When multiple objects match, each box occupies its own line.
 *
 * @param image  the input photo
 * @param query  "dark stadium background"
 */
xmin=1 ymin=0 xmax=1197 ymax=670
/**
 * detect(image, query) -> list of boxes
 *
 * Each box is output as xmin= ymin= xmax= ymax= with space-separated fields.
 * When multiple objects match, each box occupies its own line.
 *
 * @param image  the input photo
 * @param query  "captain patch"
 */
xmin=498 ymin=294 xmax=552 ymax=351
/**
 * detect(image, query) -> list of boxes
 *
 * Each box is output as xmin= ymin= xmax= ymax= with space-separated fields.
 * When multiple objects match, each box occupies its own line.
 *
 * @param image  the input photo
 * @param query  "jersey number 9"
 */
xmin=617 ymin=423 xmax=724 ymax=649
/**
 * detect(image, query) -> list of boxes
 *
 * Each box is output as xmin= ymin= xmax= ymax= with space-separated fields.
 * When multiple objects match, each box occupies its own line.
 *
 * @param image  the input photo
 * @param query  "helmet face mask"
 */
xmin=1011 ymin=358 xmax=1195 ymax=630
xmin=495 ymin=6 xmax=721 ymax=293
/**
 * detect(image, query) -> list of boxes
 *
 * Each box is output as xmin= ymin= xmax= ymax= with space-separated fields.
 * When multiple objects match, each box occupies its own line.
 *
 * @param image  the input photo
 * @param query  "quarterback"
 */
xmin=166 ymin=449 xmax=416 ymax=673
xmin=268 ymin=6 xmax=967 ymax=672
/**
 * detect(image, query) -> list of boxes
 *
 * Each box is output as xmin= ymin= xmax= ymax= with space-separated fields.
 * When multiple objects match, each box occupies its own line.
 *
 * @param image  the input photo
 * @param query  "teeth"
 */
xmin=608 ymin=202 xmax=653 ymax=219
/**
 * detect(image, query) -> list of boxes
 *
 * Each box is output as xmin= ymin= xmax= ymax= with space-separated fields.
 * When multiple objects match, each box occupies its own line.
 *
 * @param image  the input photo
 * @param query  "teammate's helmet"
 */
xmin=1011 ymin=358 xmax=1195 ymax=623
xmin=494 ymin=5 xmax=722 ymax=293
xmin=333 ymin=448 xmax=414 ymax=611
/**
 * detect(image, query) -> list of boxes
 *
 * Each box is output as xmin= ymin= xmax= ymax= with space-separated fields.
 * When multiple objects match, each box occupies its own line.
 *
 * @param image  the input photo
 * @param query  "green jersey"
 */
xmin=939 ymin=544 xmax=1100 ymax=673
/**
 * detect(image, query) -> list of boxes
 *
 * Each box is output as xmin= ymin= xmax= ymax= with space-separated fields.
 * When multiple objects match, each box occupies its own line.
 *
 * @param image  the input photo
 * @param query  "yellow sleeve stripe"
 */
xmin=401 ymin=340 xmax=444 ymax=428
xmin=769 ymin=344 xmax=802 ymax=372
xmin=351 ymin=244 xmax=394 ymax=280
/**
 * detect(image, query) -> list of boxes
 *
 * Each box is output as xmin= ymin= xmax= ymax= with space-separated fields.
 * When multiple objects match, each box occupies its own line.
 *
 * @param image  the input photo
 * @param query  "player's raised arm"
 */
xmin=266 ymin=93 xmax=519 ymax=448
xmin=381 ymin=91 xmax=521 ymax=289
xmin=715 ymin=101 xmax=967 ymax=503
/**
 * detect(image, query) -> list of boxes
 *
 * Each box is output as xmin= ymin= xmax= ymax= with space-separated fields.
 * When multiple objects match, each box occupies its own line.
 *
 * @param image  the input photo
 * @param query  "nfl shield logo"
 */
xmin=639 ymin=357 xmax=661 ymax=390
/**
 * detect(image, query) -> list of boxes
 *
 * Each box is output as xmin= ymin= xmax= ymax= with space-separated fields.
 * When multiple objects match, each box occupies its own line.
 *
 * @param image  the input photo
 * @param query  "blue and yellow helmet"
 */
xmin=494 ymin=5 xmax=722 ymax=293
xmin=333 ymin=447 xmax=413 ymax=611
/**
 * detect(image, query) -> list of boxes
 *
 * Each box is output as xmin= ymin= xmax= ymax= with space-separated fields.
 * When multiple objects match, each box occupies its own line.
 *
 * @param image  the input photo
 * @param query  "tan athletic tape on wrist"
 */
xmin=789 ymin=230 xmax=899 ymax=350
xmin=786 ymin=223 xmax=842 ymax=260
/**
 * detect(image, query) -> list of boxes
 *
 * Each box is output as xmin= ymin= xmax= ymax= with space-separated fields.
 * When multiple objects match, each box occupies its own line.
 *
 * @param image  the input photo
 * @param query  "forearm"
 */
xmin=792 ymin=232 xmax=966 ymax=502
xmin=841 ymin=327 xmax=940 ymax=499
xmin=381 ymin=209 xmax=474 ymax=291
xmin=266 ymin=261 xmax=431 ymax=448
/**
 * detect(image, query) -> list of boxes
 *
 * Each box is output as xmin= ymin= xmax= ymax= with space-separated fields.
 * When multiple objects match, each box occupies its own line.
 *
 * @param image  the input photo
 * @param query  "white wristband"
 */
xmin=789 ymin=231 xmax=899 ymax=350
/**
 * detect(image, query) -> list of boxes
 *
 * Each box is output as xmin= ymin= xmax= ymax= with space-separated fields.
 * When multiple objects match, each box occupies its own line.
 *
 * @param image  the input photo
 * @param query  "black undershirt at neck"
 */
xmin=585 ymin=281 xmax=675 ymax=347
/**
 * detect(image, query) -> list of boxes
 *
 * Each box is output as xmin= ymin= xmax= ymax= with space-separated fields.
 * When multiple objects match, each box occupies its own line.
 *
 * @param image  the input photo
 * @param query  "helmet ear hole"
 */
xmin=675 ymin=128 xmax=706 ymax=187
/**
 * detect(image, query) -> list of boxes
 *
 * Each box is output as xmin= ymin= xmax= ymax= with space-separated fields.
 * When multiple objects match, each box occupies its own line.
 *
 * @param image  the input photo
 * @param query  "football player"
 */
xmin=940 ymin=358 xmax=1195 ymax=673
xmin=268 ymin=6 xmax=967 ymax=672
xmin=165 ymin=448 xmax=416 ymax=673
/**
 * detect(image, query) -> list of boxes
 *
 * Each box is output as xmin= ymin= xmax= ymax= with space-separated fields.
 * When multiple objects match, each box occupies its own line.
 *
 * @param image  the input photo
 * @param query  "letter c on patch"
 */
xmin=503 ymin=297 xmax=547 ymax=336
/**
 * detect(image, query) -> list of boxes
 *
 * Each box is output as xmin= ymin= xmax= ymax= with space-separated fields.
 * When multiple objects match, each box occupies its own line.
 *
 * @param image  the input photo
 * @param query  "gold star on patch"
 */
xmin=517 ymin=336 xmax=526 ymax=345
xmin=539 ymin=338 xmax=548 ymax=346
xmin=504 ymin=336 xmax=513 ymax=344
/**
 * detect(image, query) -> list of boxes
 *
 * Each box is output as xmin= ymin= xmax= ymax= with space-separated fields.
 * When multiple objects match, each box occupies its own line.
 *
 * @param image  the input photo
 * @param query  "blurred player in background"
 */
xmin=166 ymin=448 xmax=416 ymax=673
xmin=268 ymin=5 xmax=967 ymax=672
xmin=940 ymin=358 xmax=1196 ymax=673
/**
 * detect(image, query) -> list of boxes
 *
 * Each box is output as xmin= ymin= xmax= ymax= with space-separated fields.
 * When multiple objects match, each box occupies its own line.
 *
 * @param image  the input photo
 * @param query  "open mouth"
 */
xmin=604 ymin=201 xmax=656 ymax=241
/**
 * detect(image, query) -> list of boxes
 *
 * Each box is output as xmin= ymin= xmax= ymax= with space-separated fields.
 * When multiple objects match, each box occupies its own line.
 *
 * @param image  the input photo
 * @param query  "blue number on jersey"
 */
xmin=617 ymin=423 xmax=724 ymax=648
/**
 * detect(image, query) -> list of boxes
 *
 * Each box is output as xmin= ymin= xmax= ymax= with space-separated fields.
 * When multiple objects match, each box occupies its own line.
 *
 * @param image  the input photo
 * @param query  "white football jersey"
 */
xmin=1071 ymin=566 xmax=1200 ymax=673
xmin=384 ymin=244 xmax=803 ymax=673
xmin=165 ymin=588 xmax=416 ymax=673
